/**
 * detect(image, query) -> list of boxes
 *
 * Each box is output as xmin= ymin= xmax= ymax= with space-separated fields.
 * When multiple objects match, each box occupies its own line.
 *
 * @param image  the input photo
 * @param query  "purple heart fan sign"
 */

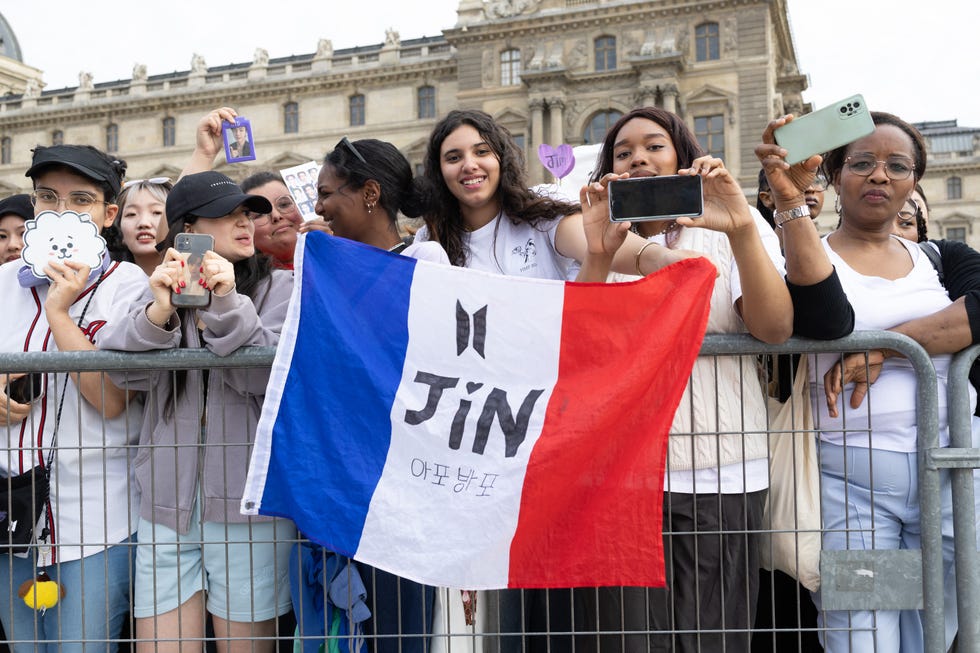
xmin=538 ymin=144 xmax=575 ymax=182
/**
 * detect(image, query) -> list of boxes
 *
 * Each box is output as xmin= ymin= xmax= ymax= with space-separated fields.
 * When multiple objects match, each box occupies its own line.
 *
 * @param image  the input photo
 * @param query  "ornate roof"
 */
xmin=0 ymin=13 xmax=22 ymax=62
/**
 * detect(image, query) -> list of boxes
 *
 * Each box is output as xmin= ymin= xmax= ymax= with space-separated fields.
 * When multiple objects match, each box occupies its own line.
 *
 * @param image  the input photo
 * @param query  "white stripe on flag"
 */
xmin=356 ymin=263 xmax=566 ymax=588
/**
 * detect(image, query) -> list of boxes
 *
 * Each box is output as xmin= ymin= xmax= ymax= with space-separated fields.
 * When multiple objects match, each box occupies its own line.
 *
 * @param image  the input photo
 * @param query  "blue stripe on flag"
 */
xmin=259 ymin=234 xmax=416 ymax=554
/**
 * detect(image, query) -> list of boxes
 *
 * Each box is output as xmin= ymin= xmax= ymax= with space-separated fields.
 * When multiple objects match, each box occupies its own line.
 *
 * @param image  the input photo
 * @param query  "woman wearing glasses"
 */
xmin=240 ymin=172 xmax=303 ymax=269
xmin=758 ymin=111 xmax=968 ymax=651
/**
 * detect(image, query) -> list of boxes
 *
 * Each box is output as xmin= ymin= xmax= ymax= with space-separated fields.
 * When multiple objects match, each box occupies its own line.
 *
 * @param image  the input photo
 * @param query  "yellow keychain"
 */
xmin=19 ymin=572 xmax=65 ymax=613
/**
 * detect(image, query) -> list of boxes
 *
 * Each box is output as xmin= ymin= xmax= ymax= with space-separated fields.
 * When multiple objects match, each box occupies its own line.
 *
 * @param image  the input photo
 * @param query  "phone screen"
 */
xmin=172 ymin=233 xmax=214 ymax=308
xmin=608 ymin=175 xmax=703 ymax=222
xmin=5 ymin=373 xmax=43 ymax=404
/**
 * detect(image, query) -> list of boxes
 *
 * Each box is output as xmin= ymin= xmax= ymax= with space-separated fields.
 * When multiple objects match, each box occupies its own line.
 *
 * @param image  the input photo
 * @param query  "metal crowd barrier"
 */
xmin=942 ymin=344 xmax=980 ymax=653
xmin=0 ymin=333 xmax=977 ymax=652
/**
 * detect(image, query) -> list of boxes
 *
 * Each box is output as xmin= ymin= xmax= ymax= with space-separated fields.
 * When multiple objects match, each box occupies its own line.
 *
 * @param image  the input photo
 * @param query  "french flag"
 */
xmin=242 ymin=233 xmax=714 ymax=589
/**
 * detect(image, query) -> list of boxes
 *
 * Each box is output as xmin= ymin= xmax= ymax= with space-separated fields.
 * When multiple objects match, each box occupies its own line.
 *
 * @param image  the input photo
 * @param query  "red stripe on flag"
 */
xmin=508 ymin=257 xmax=716 ymax=588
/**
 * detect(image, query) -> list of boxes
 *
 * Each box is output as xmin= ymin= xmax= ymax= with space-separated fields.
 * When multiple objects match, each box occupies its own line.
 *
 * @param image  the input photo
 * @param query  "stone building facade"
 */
xmin=914 ymin=120 xmax=980 ymax=249
xmin=0 ymin=0 xmax=807 ymax=195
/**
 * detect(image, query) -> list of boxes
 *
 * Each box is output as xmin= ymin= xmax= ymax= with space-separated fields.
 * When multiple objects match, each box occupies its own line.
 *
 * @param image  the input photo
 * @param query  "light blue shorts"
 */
xmin=133 ymin=498 xmax=295 ymax=622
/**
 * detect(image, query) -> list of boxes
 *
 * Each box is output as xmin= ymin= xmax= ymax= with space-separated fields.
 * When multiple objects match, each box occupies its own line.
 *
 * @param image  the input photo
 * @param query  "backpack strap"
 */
xmin=918 ymin=241 xmax=944 ymax=285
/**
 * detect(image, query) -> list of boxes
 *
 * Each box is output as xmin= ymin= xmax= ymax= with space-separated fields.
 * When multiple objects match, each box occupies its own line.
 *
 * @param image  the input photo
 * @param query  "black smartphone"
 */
xmin=172 ymin=233 xmax=214 ymax=308
xmin=5 ymin=373 xmax=43 ymax=404
xmin=608 ymin=175 xmax=703 ymax=222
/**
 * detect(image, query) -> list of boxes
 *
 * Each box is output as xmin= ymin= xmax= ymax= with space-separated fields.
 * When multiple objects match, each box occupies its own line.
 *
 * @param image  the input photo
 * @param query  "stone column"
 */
xmin=529 ymin=98 xmax=546 ymax=184
xmin=547 ymin=97 xmax=565 ymax=147
xmin=663 ymin=84 xmax=679 ymax=114
xmin=638 ymin=86 xmax=656 ymax=108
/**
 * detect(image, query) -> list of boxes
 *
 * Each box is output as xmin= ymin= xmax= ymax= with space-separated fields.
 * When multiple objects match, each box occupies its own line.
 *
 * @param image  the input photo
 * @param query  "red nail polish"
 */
xmin=175 ymin=287 xmax=181 ymax=294
xmin=200 ymin=266 xmax=204 ymax=273
xmin=180 ymin=280 xmax=186 ymax=288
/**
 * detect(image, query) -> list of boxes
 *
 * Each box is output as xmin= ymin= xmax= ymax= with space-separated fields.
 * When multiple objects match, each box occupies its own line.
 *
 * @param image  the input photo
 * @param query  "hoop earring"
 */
xmin=834 ymin=194 xmax=842 ymax=217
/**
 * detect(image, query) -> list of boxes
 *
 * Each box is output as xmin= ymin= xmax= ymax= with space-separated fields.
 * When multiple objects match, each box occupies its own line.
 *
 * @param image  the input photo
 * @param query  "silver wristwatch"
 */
xmin=774 ymin=204 xmax=811 ymax=228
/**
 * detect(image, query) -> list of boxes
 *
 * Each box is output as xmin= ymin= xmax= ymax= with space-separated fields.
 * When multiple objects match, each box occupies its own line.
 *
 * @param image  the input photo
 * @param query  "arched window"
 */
xmin=106 ymin=123 xmax=119 ymax=153
xmin=947 ymin=176 xmax=963 ymax=200
xmin=695 ymin=22 xmax=720 ymax=61
xmin=0 ymin=137 xmax=10 ymax=165
xmin=349 ymin=95 xmax=365 ymax=127
xmin=417 ymin=86 xmax=436 ymax=120
xmin=594 ymin=36 xmax=616 ymax=72
xmin=52 ymin=130 xmax=64 ymax=146
xmin=162 ymin=117 xmax=176 ymax=147
xmin=500 ymin=49 xmax=522 ymax=86
xmin=284 ymin=102 xmax=299 ymax=133
xmin=583 ymin=111 xmax=623 ymax=145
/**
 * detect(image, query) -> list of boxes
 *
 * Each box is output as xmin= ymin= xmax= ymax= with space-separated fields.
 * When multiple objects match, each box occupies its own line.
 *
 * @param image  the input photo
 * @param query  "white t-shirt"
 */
xmin=416 ymin=213 xmax=579 ymax=280
xmin=0 ymin=260 xmax=147 ymax=564
xmin=403 ymin=240 xmax=450 ymax=265
xmin=811 ymin=235 xmax=974 ymax=451
xmin=615 ymin=208 xmax=786 ymax=494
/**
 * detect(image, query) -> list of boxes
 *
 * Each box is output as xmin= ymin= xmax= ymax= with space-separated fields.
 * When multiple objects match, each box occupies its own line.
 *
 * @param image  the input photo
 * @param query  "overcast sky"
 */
xmin=4 ymin=1 xmax=979 ymax=126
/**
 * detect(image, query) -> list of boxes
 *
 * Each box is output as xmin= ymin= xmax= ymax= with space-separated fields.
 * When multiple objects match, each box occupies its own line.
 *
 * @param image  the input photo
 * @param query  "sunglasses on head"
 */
xmin=122 ymin=177 xmax=173 ymax=190
xmin=336 ymin=137 xmax=367 ymax=166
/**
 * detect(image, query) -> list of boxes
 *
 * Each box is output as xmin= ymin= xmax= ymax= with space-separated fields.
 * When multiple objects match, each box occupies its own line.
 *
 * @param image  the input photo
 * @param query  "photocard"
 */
xmin=223 ymin=116 xmax=257 ymax=163
xmin=280 ymin=160 xmax=322 ymax=221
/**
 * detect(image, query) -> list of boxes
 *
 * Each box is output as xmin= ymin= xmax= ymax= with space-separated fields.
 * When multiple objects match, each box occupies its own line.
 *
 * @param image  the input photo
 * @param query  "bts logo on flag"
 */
xmin=456 ymin=301 xmax=487 ymax=357
xmin=243 ymin=233 xmax=715 ymax=589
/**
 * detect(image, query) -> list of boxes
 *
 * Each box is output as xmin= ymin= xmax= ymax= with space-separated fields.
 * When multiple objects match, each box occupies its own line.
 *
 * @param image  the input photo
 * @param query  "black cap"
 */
xmin=25 ymin=145 xmax=125 ymax=198
xmin=166 ymin=171 xmax=272 ymax=227
xmin=0 ymin=194 xmax=33 ymax=221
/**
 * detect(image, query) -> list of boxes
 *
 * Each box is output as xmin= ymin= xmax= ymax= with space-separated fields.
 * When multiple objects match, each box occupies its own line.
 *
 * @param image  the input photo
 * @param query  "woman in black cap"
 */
xmin=100 ymin=171 xmax=296 ymax=653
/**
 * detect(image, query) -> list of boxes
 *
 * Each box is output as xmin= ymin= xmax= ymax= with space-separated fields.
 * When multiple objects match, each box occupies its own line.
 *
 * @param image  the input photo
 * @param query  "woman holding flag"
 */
xmin=414 ymin=108 xmax=753 ymax=652
xmin=577 ymin=106 xmax=793 ymax=652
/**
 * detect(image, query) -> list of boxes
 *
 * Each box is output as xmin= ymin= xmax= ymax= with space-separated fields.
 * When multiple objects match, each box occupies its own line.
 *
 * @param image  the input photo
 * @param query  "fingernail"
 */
xmin=180 ymin=280 xmax=185 ymax=288
xmin=175 ymin=287 xmax=181 ymax=295
xmin=199 ymin=266 xmax=204 ymax=273
xmin=181 ymin=260 xmax=185 ymax=267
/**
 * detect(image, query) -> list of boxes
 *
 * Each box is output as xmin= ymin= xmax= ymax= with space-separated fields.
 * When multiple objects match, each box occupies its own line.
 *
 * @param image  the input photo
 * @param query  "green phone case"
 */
xmin=775 ymin=94 xmax=875 ymax=165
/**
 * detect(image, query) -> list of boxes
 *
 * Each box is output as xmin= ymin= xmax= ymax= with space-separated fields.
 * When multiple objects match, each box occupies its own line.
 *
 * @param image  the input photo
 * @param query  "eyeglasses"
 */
xmin=844 ymin=155 xmax=915 ymax=181
xmin=122 ymin=177 xmax=173 ymax=190
xmin=336 ymin=136 xmax=367 ymax=166
xmin=807 ymin=175 xmax=829 ymax=192
xmin=31 ymin=189 xmax=108 ymax=212
xmin=272 ymin=196 xmax=297 ymax=213
xmin=897 ymin=210 xmax=917 ymax=221
xmin=246 ymin=197 xmax=297 ymax=226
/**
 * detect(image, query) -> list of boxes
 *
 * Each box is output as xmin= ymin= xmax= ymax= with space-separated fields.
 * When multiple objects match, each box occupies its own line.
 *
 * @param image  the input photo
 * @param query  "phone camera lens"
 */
xmin=839 ymin=106 xmax=847 ymax=114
